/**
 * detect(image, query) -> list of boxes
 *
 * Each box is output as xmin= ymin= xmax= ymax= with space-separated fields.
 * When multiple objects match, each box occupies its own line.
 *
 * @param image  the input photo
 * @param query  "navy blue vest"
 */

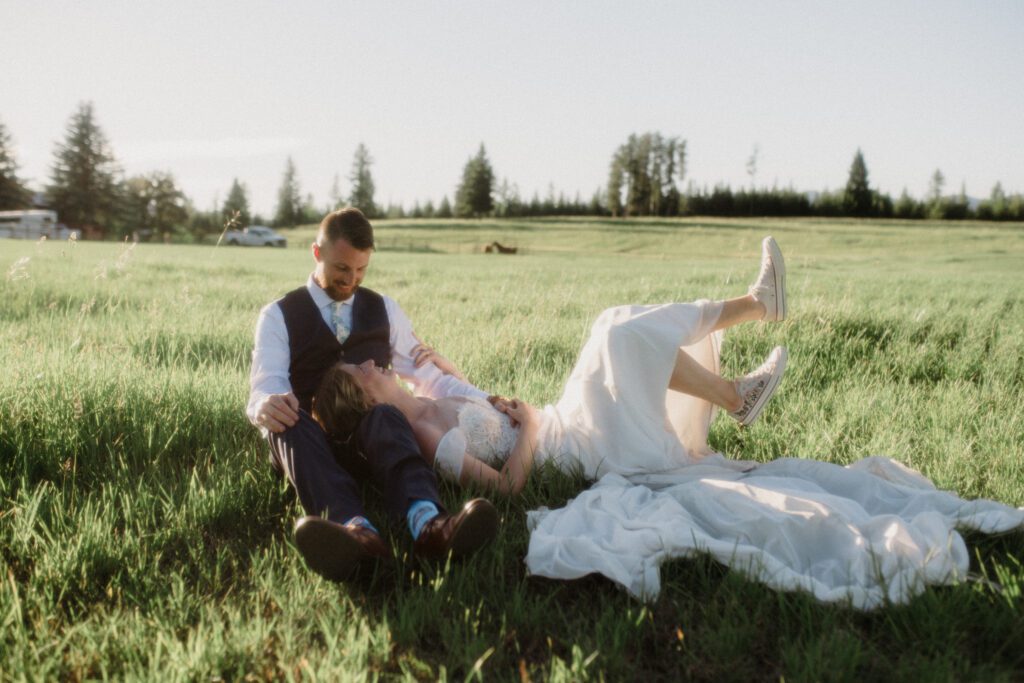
xmin=279 ymin=286 xmax=391 ymax=411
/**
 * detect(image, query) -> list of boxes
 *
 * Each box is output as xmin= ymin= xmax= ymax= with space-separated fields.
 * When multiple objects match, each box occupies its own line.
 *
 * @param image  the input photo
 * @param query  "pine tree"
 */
xmin=843 ymin=149 xmax=872 ymax=217
xmin=301 ymin=192 xmax=320 ymax=224
xmin=946 ymin=182 xmax=971 ymax=220
xmin=927 ymin=169 xmax=946 ymax=219
xmin=274 ymin=157 xmax=303 ymax=228
xmin=928 ymin=169 xmax=945 ymax=202
xmin=348 ymin=144 xmax=377 ymax=217
xmin=528 ymin=192 xmax=542 ymax=216
xmin=222 ymin=178 xmax=251 ymax=227
xmin=328 ymin=173 xmax=344 ymax=210
xmin=436 ymin=195 xmax=453 ymax=218
xmin=989 ymin=182 xmax=1007 ymax=220
xmin=745 ymin=144 xmax=759 ymax=189
xmin=0 ymin=119 xmax=30 ymax=210
xmin=455 ymin=143 xmax=494 ymax=218
xmin=894 ymin=188 xmax=921 ymax=219
xmin=47 ymin=102 xmax=121 ymax=236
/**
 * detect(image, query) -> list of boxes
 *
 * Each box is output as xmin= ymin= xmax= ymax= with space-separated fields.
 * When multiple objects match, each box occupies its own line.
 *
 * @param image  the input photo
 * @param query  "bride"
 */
xmin=312 ymin=236 xmax=789 ymax=495
xmin=314 ymin=236 xmax=1024 ymax=609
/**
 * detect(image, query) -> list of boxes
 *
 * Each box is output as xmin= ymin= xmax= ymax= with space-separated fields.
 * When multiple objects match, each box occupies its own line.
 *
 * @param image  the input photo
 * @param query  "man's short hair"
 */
xmin=317 ymin=207 xmax=375 ymax=250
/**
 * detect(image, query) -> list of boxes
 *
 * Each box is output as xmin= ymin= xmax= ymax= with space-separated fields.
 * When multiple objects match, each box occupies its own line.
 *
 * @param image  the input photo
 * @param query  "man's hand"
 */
xmin=411 ymin=342 xmax=466 ymax=381
xmin=254 ymin=393 xmax=300 ymax=433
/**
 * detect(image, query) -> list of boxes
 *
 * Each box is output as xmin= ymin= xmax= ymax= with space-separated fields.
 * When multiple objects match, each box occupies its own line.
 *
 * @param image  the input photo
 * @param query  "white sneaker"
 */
xmin=728 ymin=346 xmax=788 ymax=426
xmin=749 ymin=236 xmax=786 ymax=322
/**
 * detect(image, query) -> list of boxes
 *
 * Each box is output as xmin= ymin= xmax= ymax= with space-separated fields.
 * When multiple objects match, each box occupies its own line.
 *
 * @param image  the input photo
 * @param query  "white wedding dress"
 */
xmin=448 ymin=301 xmax=1024 ymax=608
xmin=445 ymin=301 xmax=725 ymax=476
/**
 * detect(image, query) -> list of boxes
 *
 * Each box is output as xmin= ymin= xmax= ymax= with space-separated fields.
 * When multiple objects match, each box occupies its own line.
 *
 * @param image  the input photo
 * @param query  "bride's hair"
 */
xmin=313 ymin=363 xmax=372 ymax=438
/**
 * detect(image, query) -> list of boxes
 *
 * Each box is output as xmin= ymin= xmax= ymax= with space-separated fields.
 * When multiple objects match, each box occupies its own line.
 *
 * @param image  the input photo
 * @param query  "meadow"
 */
xmin=2 ymin=216 xmax=1023 ymax=681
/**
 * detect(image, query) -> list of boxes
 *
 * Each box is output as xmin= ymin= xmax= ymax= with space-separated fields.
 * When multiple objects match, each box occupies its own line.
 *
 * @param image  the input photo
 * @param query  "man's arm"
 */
xmin=247 ymin=302 xmax=300 ymax=432
xmin=385 ymin=297 xmax=488 ymax=400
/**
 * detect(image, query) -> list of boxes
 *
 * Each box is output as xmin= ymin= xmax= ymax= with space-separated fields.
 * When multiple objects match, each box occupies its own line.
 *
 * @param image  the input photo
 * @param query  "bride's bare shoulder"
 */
xmin=421 ymin=397 xmax=464 ymax=429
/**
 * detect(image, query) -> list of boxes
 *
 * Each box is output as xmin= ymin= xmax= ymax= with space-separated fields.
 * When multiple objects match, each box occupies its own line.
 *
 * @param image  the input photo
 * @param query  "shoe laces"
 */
xmin=753 ymin=254 xmax=773 ymax=290
xmin=734 ymin=366 xmax=772 ymax=414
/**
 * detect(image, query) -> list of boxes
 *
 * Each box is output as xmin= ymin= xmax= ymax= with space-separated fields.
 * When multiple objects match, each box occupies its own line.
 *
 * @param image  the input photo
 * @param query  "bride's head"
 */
xmin=313 ymin=360 xmax=400 ymax=437
xmin=313 ymin=363 xmax=372 ymax=437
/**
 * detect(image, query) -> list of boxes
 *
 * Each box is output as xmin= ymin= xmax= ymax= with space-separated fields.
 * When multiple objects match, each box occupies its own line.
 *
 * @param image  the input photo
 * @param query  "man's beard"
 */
xmin=327 ymin=282 xmax=357 ymax=300
xmin=316 ymin=273 xmax=357 ymax=301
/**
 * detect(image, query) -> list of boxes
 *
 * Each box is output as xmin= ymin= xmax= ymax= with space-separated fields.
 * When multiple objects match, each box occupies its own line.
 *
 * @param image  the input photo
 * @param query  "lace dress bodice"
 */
xmin=430 ymin=396 xmax=523 ymax=482
xmin=453 ymin=397 xmax=519 ymax=466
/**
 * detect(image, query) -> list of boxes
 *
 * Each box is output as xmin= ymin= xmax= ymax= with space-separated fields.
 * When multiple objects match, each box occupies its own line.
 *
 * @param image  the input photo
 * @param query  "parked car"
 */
xmin=0 ymin=210 xmax=79 ymax=240
xmin=224 ymin=225 xmax=287 ymax=247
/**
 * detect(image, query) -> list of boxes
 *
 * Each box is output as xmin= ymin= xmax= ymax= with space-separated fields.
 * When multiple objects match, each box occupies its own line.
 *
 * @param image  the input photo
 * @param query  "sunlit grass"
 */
xmin=2 ymin=217 xmax=1023 ymax=680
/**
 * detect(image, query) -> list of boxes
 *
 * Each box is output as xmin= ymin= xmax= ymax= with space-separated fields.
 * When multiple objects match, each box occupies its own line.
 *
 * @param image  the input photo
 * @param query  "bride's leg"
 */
xmin=706 ymin=235 xmax=786 ymax=332
xmin=711 ymin=295 xmax=764 ymax=333
xmin=669 ymin=347 xmax=743 ymax=411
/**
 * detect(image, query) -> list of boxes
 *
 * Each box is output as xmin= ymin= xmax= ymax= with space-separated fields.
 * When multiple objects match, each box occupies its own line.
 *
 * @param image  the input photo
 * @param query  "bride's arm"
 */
xmin=465 ymin=402 xmax=539 ymax=495
xmin=436 ymin=400 xmax=540 ymax=496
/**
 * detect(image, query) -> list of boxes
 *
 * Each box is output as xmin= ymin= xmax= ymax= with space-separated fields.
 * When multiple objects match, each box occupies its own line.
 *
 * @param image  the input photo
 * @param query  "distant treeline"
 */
xmin=2 ymin=107 xmax=1022 ymax=243
xmin=386 ymin=182 xmax=1024 ymax=222
xmin=362 ymin=135 xmax=1024 ymax=223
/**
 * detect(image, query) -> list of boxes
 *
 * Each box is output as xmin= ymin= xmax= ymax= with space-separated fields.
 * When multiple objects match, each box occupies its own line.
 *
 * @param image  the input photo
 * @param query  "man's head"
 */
xmin=313 ymin=208 xmax=375 ymax=301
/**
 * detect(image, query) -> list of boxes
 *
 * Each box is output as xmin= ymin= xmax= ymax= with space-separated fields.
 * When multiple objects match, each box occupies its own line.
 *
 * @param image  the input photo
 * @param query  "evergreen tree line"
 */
xmin=2 ymin=104 xmax=191 ymax=241
xmin=0 ymin=104 xmax=385 ymax=241
xmin=2 ymin=107 xmax=1022 ymax=242
xmin=604 ymin=141 xmax=1024 ymax=222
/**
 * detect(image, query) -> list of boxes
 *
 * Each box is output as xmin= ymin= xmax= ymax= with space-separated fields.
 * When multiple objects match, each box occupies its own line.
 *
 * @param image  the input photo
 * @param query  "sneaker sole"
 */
xmin=294 ymin=517 xmax=368 ymax=582
xmin=739 ymin=348 xmax=788 ymax=426
xmin=765 ymin=237 xmax=787 ymax=322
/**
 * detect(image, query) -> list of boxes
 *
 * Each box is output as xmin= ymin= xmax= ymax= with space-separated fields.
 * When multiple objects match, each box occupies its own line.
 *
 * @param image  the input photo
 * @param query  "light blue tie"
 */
xmin=330 ymin=301 xmax=350 ymax=344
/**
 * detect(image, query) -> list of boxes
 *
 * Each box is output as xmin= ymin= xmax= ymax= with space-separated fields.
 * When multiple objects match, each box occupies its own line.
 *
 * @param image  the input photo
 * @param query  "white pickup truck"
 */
xmin=224 ymin=225 xmax=287 ymax=247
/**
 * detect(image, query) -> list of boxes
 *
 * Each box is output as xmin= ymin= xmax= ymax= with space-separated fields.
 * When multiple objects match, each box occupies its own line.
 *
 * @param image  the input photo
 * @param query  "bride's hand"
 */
xmin=497 ymin=398 xmax=538 ymax=431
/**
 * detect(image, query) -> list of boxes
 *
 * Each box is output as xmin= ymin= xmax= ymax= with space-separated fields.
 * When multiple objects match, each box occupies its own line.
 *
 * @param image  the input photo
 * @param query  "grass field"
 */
xmin=2 ymin=216 xmax=1024 ymax=681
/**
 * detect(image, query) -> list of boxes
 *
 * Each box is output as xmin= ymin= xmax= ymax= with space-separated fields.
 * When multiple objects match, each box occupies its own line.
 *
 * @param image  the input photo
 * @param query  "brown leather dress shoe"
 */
xmin=413 ymin=498 xmax=499 ymax=560
xmin=293 ymin=516 xmax=388 ymax=581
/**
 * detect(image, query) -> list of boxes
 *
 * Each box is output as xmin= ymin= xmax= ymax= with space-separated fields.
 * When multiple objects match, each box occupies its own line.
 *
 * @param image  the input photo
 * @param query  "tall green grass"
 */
xmin=2 ymin=217 xmax=1023 ymax=680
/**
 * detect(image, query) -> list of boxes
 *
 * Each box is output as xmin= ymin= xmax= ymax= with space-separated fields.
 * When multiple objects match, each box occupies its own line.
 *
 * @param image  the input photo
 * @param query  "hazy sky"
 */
xmin=4 ymin=1 xmax=1023 ymax=216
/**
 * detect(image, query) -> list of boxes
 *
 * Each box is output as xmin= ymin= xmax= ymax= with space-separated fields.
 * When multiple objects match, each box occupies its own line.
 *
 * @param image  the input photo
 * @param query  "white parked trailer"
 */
xmin=0 ymin=210 xmax=79 ymax=240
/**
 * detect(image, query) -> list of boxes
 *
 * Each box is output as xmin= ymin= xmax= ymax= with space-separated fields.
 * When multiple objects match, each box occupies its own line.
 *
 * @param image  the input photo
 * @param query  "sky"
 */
xmin=3 ymin=1 xmax=1023 ymax=217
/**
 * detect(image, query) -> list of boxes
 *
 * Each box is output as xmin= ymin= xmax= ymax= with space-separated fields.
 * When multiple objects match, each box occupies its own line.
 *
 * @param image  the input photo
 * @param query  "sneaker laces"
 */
xmin=750 ymin=254 xmax=773 ymax=296
xmin=737 ymin=377 xmax=767 ymax=414
xmin=732 ymin=362 xmax=774 ymax=417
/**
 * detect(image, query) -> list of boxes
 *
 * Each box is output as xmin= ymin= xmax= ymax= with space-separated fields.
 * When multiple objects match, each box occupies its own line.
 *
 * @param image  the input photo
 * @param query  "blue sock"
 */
xmin=343 ymin=515 xmax=379 ymax=535
xmin=407 ymin=500 xmax=440 ymax=540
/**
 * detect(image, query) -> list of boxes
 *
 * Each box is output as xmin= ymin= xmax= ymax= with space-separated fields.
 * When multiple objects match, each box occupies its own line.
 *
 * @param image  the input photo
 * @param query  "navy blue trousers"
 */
xmin=267 ymin=404 xmax=443 ymax=524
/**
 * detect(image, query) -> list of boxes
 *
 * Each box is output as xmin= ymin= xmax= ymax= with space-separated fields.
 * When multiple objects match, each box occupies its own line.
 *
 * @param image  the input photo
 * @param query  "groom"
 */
xmin=247 ymin=207 xmax=498 ymax=581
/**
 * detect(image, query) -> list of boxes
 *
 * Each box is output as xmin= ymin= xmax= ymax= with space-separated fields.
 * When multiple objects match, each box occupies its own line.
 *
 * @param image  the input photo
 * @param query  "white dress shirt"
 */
xmin=246 ymin=275 xmax=487 ymax=425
